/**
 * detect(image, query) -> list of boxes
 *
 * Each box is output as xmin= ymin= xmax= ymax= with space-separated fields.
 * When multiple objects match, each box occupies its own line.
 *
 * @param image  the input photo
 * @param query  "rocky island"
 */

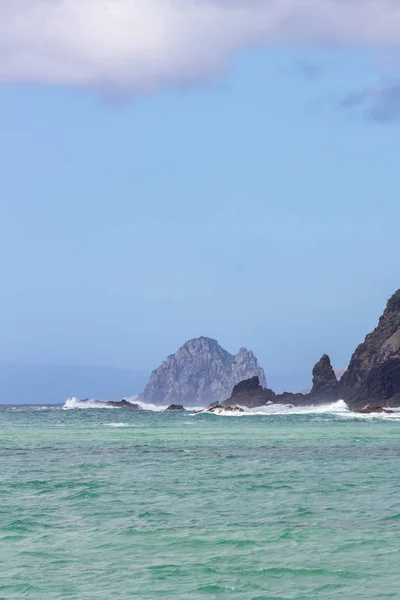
xmin=139 ymin=337 xmax=266 ymax=406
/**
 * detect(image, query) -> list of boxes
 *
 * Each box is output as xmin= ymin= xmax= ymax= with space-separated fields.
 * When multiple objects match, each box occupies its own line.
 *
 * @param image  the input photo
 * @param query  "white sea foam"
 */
xmin=198 ymin=400 xmax=400 ymax=419
xmin=62 ymin=396 xmax=205 ymax=412
xmin=61 ymin=397 xmax=400 ymax=419
xmin=63 ymin=398 xmax=116 ymax=410
xmin=104 ymin=423 xmax=135 ymax=428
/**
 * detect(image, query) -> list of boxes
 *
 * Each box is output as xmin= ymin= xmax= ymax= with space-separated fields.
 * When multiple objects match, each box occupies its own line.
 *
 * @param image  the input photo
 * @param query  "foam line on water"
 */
xmin=200 ymin=400 xmax=400 ymax=419
xmin=63 ymin=398 xmax=115 ymax=410
xmin=104 ymin=423 xmax=135 ymax=428
xmin=62 ymin=396 xmax=205 ymax=412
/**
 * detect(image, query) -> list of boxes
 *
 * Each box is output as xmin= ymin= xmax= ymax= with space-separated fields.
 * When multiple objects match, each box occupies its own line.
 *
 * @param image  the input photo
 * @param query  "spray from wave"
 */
xmin=61 ymin=397 xmax=400 ymax=419
xmin=63 ymin=398 xmax=116 ymax=410
xmin=62 ymin=397 xmax=205 ymax=412
xmin=197 ymin=400 xmax=400 ymax=419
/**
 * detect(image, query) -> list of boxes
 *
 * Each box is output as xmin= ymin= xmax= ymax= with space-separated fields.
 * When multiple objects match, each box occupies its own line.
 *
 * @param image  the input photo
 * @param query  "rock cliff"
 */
xmin=140 ymin=337 xmax=267 ymax=406
xmin=340 ymin=290 xmax=400 ymax=407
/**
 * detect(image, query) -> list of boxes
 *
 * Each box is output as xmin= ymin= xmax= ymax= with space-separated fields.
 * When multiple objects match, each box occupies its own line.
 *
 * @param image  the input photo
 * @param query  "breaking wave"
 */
xmin=62 ymin=398 xmax=115 ymax=410
xmin=198 ymin=400 xmax=400 ymax=419
xmin=104 ymin=423 xmax=136 ymax=428
xmin=60 ymin=397 xmax=400 ymax=419
xmin=62 ymin=397 xmax=205 ymax=412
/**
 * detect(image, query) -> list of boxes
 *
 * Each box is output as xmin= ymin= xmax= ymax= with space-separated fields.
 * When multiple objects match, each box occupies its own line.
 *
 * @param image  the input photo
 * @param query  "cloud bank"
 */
xmin=1 ymin=0 xmax=400 ymax=91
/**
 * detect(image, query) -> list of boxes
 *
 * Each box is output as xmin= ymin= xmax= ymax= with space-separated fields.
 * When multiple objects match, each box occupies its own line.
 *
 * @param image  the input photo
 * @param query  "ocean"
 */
xmin=1 ymin=400 xmax=400 ymax=599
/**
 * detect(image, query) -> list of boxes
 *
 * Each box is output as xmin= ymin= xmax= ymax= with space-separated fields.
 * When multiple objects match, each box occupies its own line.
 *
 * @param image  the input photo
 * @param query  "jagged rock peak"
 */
xmin=340 ymin=289 xmax=400 ymax=407
xmin=140 ymin=337 xmax=267 ymax=406
xmin=310 ymin=354 xmax=338 ymax=401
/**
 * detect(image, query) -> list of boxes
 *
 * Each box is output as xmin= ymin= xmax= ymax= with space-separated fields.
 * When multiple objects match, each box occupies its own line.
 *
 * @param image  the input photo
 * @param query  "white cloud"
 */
xmin=1 ymin=0 xmax=400 ymax=91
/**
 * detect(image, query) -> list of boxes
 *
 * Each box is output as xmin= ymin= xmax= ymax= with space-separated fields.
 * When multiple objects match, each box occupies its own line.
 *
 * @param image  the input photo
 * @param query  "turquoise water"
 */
xmin=1 ymin=404 xmax=400 ymax=599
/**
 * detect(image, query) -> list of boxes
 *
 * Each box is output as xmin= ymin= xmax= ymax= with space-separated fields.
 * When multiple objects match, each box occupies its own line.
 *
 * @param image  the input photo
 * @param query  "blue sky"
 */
xmin=1 ymin=1 xmax=400 ymax=392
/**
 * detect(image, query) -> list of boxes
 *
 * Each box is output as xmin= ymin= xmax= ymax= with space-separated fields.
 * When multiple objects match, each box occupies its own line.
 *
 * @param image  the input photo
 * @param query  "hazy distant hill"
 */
xmin=0 ymin=364 xmax=148 ymax=405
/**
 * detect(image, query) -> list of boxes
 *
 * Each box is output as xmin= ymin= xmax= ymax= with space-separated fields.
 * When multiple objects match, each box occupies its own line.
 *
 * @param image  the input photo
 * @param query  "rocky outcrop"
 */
xmin=166 ymin=404 xmax=185 ymax=411
xmin=221 ymin=355 xmax=339 ymax=408
xmin=140 ymin=337 xmax=267 ymax=406
xmin=340 ymin=290 xmax=400 ymax=408
xmin=106 ymin=399 xmax=141 ymax=409
xmin=355 ymin=405 xmax=394 ymax=415
xmin=221 ymin=376 xmax=276 ymax=408
xmin=198 ymin=404 xmax=245 ymax=414
xmin=310 ymin=354 xmax=338 ymax=402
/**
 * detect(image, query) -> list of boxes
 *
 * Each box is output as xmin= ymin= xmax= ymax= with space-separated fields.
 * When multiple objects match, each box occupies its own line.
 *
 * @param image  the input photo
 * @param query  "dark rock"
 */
xmin=166 ymin=404 xmax=185 ymax=411
xmin=208 ymin=404 xmax=245 ymax=413
xmin=355 ymin=405 xmax=394 ymax=415
xmin=274 ymin=392 xmax=312 ymax=406
xmin=310 ymin=354 xmax=338 ymax=402
xmin=221 ymin=356 xmax=341 ymax=409
xmin=340 ymin=290 xmax=400 ymax=408
xmin=221 ymin=376 xmax=276 ymax=408
xmin=106 ymin=399 xmax=141 ymax=409
xmin=139 ymin=337 xmax=267 ymax=406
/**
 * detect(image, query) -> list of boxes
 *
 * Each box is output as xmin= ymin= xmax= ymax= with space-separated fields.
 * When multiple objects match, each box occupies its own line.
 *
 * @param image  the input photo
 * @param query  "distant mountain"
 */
xmin=139 ymin=337 xmax=267 ymax=406
xmin=0 ymin=364 xmax=148 ymax=405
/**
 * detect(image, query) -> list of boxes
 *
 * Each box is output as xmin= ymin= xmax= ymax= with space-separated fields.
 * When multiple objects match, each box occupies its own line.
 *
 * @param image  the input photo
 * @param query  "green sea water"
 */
xmin=1 ymin=402 xmax=400 ymax=599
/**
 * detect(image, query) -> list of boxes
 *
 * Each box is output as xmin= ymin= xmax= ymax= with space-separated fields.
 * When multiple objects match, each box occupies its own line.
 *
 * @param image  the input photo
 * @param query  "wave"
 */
xmin=62 ymin=397 xmax=205 ymax=412
xmin=61 ymin=397 xmax=400 ymax=418
xmin=63 ymin=398 xmax=116 ymax=410
xmin=198 ymin=400 xmax=400 ymax=419
xmin=104 ymin=423 xmax=136 ymax=428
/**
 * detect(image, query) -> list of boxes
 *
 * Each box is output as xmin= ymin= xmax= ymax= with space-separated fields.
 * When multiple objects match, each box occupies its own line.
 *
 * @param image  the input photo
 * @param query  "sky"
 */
xmin=1 ymin=0 xmax=400 ymax=393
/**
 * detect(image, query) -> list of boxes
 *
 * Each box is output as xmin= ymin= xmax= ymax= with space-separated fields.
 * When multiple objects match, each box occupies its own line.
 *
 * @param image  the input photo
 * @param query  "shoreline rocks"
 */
xmin=166 ymin=404 xmax=185 ymax=411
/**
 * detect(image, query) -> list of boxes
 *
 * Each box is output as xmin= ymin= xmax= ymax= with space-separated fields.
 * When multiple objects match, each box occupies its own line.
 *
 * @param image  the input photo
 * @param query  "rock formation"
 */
xmin=340 ymin=289 xmax=400 ymax=408
xmin=221 ymin=355 xmax=339 ymax=408
xmin=310 ymin=354 xmax=338 ymax=402
xmin=166 ymin=404 xmax=185 ymax=411
xmin=221 ymin=376 xmax=276 ymax=408
xmin=106 ymin=399 xmax=141 ymax=409
xmin=207 ymin=405 xmax=245 ymax=414
xmin=355 ymin=405 xmax=394 ymax=415
xmin=140 ymin=337 xmax=267 ymax=406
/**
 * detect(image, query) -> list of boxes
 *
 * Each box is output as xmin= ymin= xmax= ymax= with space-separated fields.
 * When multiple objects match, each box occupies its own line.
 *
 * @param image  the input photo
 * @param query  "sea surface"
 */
xmin=1 ymin=399 xmax=400 ymax=599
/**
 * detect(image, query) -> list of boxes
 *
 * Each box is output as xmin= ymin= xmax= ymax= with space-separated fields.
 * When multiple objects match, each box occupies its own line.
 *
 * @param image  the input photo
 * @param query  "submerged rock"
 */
xmin=166 ymin=404 xmax=185 ymax=411
xmin=355 ymin=405 xmax=394 ymax=415
xmin=106 ymin=399 xmax=141 ymax=409
xmin=139 ymin=337 xmax=267 ymax=406
xmin=207 ymin=404 xmax=245 ymax=413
